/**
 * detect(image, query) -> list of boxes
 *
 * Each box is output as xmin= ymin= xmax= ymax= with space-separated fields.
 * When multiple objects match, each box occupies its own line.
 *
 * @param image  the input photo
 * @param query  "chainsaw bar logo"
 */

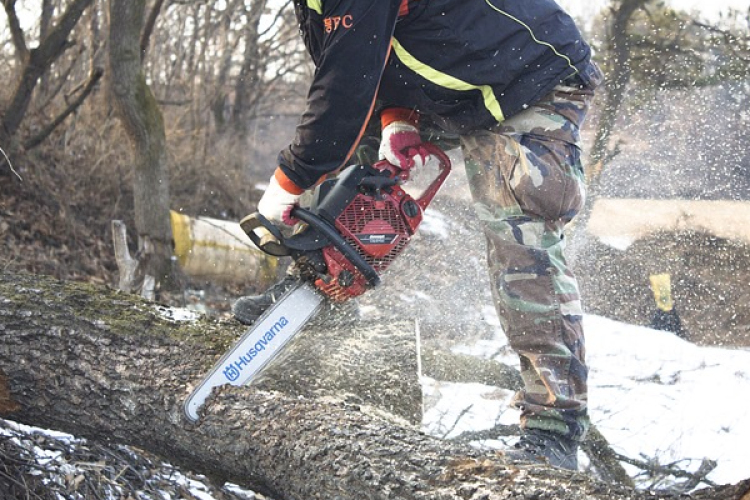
xmin=222 ymin=316 xmax=290 ymax=382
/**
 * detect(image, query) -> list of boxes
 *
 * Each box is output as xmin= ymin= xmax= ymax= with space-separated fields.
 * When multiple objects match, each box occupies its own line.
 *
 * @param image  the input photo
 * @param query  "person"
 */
xmin=234 ymin=0 xmax=603 ymax=471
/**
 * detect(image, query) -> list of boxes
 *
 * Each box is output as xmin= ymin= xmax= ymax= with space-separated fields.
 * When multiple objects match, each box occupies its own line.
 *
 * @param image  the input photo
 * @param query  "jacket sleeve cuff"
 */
xmin=274 ymin=167 xmax=305 ymax=195
xmin=380 ymin=107 xmax=420 ymax=129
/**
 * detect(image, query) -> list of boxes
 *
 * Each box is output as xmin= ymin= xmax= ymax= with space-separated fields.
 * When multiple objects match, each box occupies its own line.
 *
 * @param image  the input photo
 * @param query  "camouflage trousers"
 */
xmin=459 ymin=70 xmax=601 ymax=441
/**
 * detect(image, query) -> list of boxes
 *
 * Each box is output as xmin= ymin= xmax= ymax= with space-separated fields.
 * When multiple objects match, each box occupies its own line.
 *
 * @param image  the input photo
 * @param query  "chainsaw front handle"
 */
xmin=241 ymin=208 xmax=382 ymax=288
xmin=293 ymin=207 xmax=381 ymax=288
xmin=239 ymin=212 xmax=291 ymax=257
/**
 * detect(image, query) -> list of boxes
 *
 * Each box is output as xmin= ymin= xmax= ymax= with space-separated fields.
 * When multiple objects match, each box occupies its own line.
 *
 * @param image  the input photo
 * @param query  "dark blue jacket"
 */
xmin=279 ymin=0 xmax=594 ymax=190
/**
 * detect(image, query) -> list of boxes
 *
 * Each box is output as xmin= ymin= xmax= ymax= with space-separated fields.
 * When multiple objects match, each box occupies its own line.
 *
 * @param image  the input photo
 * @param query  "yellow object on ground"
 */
xmin=649 ymin=273 xmax=674 ymax=312
xmin=170 ymin=211 xmax=277 ymax=286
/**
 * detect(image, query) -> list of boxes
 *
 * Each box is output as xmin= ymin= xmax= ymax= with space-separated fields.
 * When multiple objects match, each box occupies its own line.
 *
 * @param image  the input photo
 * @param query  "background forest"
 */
xmin=1 ymin=0 xmax=310 ymax=295
xmin=1 ymin=0 xmax=750 ymax=314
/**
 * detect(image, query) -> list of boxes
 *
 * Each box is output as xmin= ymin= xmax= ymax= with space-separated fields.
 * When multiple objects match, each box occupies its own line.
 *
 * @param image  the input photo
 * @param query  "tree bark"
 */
xmin=109 ymin=0 xmax=174 ymax=292
xmin=1 ymin=273 xmax=749 ymax=500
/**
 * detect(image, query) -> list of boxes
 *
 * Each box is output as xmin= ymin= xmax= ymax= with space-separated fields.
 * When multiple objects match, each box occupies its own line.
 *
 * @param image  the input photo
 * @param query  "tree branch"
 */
xmin=1 ymin=0 xmax=29 ymax=62
xmin=615 ymin=452 xmax=719 ymax=492
xmin=1 ymin=0 xmax=94 ymax=141
xmin=692 ymin=20 xmax=750 ymax=64
xmin=33 ymin=43 xmax=85 ymax=114
xmin=23 ymin=67 xmax=104 ymax=151
xmin=140 ymin=0 xmax=168 ymax=61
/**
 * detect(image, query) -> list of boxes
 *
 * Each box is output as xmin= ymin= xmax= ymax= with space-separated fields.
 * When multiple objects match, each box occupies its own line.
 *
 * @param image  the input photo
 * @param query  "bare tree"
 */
xmin=589 ymin=0 xmax=654 ymax=181
xmin=108 ymin=0 xmax=173 ymax=297
xmin=230 ymin=0 xmax=268 ymax=133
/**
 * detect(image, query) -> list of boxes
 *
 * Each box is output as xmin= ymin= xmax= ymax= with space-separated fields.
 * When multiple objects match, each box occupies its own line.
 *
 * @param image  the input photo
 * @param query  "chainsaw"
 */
xmin=184 ymin=143 xmax=451 ymax=422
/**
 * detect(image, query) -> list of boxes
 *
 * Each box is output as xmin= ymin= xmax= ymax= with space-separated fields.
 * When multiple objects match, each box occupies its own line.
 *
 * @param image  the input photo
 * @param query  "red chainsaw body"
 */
xmin=310 ymin=148 xmax=450 ymax=302
xmin=315 ymin=183 xmax=415 ymax=301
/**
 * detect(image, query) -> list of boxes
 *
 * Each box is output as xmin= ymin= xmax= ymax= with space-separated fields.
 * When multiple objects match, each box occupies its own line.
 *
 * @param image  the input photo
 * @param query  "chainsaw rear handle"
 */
xmin=409 ymin=143 xmax=452 ymax=211
xmin=240 ymin=209 xmax=381 ymax=288
xmin=373 ymin=142 xmax=451 ymax=210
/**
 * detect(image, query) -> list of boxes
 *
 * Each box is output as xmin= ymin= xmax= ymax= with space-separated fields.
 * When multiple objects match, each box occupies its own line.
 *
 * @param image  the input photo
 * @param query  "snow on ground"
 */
xmin=586 ymin=315 xmax=750 ymax=485
xmin=422 ymin=314 xmax=750 ymax=487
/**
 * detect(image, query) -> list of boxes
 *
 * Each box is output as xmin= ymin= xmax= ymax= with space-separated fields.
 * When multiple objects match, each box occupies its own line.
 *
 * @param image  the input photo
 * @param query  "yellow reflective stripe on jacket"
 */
xmin=391 ymin=38 xmax=505 ymax=123
xmin=307 ymin=0 xmax=322 ymax=15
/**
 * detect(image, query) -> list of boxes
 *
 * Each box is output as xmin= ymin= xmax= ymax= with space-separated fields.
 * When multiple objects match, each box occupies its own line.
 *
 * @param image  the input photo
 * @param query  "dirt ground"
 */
xmin=576 ymin=228 xmax=750 ymax=348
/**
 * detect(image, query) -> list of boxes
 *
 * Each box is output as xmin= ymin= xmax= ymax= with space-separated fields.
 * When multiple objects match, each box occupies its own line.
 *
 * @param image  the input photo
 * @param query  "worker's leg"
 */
xmin=459 ymin=77 xmax=597 ymax=441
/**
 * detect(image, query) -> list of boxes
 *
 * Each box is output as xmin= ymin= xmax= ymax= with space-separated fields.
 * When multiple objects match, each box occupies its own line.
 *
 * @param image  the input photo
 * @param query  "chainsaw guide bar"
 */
xmin=184 ymin=282 xmax=322 ymax=422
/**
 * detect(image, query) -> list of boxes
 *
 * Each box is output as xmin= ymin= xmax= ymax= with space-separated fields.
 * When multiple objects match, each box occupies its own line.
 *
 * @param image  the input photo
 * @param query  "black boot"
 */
xmin=503 ymin=429 xmax=579 ymax=471
xmin=232 ymin=275 xmax=299 ymax=325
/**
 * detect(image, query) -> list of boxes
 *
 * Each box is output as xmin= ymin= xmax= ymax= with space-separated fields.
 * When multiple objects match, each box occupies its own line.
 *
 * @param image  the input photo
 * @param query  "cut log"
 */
xmin=170 ymin=211 xmax=279 ymax=286
xmin=1 ymin=274 xmax=748 ymax=500
xmin=420 ymin=343 xmax=523 ymax=390
xmin=254 ymin=308 xmax=423 ymax=426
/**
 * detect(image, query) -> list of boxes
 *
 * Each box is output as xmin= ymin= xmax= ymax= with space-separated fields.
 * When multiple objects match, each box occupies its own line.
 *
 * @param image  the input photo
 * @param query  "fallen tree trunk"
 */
xmin=1 ymin=273 xmax=748 ymax=500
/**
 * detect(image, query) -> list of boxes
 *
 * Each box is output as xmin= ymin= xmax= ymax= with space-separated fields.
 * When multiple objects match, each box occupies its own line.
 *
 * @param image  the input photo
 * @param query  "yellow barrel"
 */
xmin=170 ymin=211 xmax=278 ymax=285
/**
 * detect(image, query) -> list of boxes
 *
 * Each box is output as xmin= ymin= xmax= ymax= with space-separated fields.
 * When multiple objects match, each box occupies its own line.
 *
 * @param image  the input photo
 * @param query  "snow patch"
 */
xmin=598 ymin=235 xmax=636 ymax=251
xmin=155 ymin=304 xmax=200 ymax=322
xmin=425 ymin=314 xmax=750 ymax=487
